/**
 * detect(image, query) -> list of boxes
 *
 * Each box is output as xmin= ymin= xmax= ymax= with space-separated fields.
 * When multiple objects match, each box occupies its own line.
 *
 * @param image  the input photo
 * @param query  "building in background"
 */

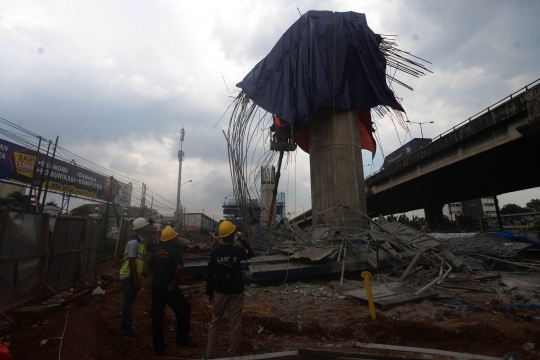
xmin=276 ymin=192 xmax=286 ymax=219
xmin=222 ymin=197 xmax=260 ymax=220
xmin=183 ymin=212 xmax=219 ymax=243
xmin=446 ymin=197 xmax=496 ymax=219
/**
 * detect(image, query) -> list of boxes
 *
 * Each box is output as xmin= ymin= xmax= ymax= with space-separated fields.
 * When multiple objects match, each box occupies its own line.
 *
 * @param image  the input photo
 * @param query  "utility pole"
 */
xmin=35 ymin=140 xmax=52 ymax=211
xmin=140 ymin=183 xmax=146 ymax=217
xmin=41 ymin=136 xmax=59 ymax=210
xmin=150 ymin=195 xmax=153 ymax=218
xmin=26 ymin=136 xmax=42 ymax=211
xmin=175 ymin=128 xmax=185 ymax=231
xmin=103 ymin=176 xmax=114 ymax=241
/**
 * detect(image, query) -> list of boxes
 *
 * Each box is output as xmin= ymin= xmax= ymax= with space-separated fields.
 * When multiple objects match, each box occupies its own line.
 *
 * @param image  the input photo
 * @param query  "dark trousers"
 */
xmin=151 ymin=286 xmax=191 ymax=351
xmin=121 ymin=276 xmax=138 ymax=328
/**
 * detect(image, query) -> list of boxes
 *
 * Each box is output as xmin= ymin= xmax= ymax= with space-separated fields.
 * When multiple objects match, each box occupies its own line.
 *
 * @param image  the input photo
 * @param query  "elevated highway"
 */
xmin=365 ymin=79 xmax=540 ymax=228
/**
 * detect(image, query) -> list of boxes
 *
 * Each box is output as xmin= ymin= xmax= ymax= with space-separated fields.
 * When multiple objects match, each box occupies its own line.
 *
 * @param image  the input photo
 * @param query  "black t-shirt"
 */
xmin=206 ymin=240 xmax=254 ymax=295
xmin=147 ymin=243 xmax=184 ymax=289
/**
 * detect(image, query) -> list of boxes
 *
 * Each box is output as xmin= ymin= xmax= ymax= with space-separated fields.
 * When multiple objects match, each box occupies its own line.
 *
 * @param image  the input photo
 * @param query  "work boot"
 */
xmin=177 ymin=339 xmax=196 ymax=348
xmin=154 ymin=343 xmax=169 ymax=356
xmin=118 ymin=327 xmax=138 ymax=337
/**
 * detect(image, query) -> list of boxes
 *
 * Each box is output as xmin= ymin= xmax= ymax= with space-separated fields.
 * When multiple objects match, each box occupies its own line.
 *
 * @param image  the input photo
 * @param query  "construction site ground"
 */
xmin=4 ymin=260 xmax=540 ymax=360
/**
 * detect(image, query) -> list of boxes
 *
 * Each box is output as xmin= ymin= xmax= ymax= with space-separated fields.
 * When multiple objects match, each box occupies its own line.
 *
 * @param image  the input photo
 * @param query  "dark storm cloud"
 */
xmin=1 ymin=0 xmax=539 ymax=215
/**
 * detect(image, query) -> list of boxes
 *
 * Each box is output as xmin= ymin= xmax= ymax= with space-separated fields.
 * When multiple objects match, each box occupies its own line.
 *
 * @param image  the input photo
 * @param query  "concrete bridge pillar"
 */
xmin=309 ymin=107 xmax=368 ymax=231
xmin=424 ymin=204 xmax=445 ymax=232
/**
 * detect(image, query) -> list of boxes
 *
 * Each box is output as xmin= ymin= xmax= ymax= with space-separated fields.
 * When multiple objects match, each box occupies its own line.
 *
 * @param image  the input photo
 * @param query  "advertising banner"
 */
xmin=0 ymin=138 xmax=132 ymax=206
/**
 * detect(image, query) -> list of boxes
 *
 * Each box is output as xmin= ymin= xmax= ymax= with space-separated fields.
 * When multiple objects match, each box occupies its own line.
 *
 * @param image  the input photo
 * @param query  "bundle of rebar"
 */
xmin=438 ymin=235 xmax=519 ymax=257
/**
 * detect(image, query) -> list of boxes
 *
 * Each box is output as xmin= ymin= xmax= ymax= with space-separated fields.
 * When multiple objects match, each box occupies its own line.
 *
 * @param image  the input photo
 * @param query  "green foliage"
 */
xmin=395 ymin=213 xmax=426 ymax=230
xmin=526 ymin=199 xmax=540 ymax=212
xmin=112 ymin=200 xmax=121 ymax=226
xmin=98 ymin=236 xmax=117 ymax=259
xmin=501 ymin=203 xmax=526 ymax=215
xmin=71 ymin=205 xmax=90 ymax=217
xmin=5 ymin=190 xmax=28 ymax=203
xmin=101 ymin=204 xmax=111 ymax=242
xmin=455 ymin=214 xmax=479 ymax=231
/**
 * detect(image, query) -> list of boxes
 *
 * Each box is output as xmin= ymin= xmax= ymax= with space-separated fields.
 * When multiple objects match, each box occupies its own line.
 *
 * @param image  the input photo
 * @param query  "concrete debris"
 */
xmin=42 ymin=295 xmax=65 ymax=306
xmin=347 ymin=283 xmax=439 ymax=309
xmin=91 ymin=286 xmax=105 ymax=296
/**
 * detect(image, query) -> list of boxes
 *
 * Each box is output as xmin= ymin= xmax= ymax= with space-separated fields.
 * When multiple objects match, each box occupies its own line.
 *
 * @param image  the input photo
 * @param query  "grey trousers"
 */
xmin=205 ymin=292 xmax=244 ymax=358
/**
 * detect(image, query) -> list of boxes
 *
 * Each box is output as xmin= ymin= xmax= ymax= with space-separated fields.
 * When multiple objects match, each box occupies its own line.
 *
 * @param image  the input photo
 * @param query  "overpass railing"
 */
xmin=367 ymin=77 xmax=540 ymax=179
xmin=430 ymin=77 xmax=540 ymax=142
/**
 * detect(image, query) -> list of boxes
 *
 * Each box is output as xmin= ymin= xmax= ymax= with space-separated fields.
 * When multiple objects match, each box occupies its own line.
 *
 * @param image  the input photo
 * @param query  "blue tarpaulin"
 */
xmin=236 ymin=11 xmax=403 ymax=131
xmin=488 ymin=230 xmax=540 ymax=248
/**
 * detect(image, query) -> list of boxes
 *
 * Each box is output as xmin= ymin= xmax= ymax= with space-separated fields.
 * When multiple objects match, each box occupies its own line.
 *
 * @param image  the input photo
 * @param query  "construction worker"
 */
xmin=147 ymin=227 xmax=195 ymax=356
xmin=203 ymin=221 xmax=254 ymax=360
xmin=118 ymin=217 xmax=149 ymax=337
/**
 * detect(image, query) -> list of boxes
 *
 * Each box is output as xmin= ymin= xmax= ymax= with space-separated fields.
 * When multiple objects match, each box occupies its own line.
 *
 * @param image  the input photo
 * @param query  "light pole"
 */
xmin=176 ymin=179 xmax=192 ymax=230
xmin=175 ymin=128 xmax=186 ymax=230
xmin=406 ymin=120 xmax=434 ymax=139
xmin=299 ymin=205 xmax=308 ymax=221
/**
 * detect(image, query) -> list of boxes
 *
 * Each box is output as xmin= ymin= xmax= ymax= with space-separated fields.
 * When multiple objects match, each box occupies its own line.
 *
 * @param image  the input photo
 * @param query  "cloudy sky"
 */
xmin=1 ymin=0 xmax=539 ymax=219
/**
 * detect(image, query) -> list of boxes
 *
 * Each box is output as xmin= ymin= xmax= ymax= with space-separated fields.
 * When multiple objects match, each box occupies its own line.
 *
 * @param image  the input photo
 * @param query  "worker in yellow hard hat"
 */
xmin=146 ymin=226 xmax=195 ymax=356
xmin=119 ymin=217 xmax=149 ymax=337
xmin=203 ymin=220 xmax=254 ymax=360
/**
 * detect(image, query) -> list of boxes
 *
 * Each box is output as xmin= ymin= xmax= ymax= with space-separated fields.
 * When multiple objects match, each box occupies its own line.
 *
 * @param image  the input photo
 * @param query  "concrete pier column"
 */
xmin=309 ymin=107 xmax=368 ymax=231
xmin=424 ymin=204 xmax=445 ymax=232
xmin=260 ymin=166 xmax=276 ymax=225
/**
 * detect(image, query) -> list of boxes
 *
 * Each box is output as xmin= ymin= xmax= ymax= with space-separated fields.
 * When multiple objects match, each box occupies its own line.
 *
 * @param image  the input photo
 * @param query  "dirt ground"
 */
xmin=3 ymin=260 xmax=540 ymax=360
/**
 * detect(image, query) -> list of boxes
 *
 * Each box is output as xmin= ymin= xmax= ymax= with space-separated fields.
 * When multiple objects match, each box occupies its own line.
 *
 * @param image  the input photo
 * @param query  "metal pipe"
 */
xmin=340 ymin=244 xmax=347 ymax=287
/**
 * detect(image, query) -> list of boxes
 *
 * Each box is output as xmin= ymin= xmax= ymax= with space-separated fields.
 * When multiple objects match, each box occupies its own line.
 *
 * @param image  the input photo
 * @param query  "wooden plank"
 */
xmin=351 ymin=342 xmax=501 ymax=360
xmin=399 ymin=250 xmax=423 ymax=282
xmin=12 ymin=306 xmax=48 ymax=320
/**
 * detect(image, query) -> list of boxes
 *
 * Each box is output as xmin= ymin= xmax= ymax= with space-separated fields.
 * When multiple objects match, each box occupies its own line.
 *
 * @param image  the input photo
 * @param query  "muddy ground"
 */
xmin=3 ymin=260 xmax=540 ymax=360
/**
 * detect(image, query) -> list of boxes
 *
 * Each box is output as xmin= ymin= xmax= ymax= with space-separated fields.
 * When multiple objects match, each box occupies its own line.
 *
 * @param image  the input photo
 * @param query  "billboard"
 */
xmin=0 ymin=138 xmax=132 ymax=206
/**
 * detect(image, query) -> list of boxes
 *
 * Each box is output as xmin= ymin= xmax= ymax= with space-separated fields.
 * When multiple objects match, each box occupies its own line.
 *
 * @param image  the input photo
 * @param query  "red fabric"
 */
xmin=0 ymin=341 xmax=13 ymax=360
xmin=294 ymin=126 xmax=310 ymax=152
xmin=274 ymin=110 xmax=377 ymax=157
xmin=358 ymin=108 xmax=377 ymax=157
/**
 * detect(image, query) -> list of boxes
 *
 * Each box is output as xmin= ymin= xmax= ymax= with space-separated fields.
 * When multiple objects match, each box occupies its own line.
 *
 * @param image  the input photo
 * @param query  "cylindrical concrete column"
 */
xmin=309 ymin=107 xmax=368 ymax=231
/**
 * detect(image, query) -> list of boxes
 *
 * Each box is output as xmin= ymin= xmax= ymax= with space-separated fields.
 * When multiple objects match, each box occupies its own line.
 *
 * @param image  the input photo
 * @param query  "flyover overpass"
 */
xmin=364 ymin=79 xmax=540 ymax=229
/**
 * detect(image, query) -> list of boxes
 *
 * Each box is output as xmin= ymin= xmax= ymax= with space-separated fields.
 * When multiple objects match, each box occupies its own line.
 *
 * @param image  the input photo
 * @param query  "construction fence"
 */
xmin=0 ymin=207 xmax=103 ymax=312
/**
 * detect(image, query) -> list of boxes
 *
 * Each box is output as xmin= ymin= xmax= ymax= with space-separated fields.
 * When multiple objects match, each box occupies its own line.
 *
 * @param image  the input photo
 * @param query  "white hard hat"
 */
xmin=133 ymin=217 xmax=149 ymax=230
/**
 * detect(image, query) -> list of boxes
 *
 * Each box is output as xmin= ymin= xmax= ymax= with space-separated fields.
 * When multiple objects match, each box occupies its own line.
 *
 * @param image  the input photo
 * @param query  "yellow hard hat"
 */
xmin=219 ymin=220 xmax=236 ymax=238
xmin=161 ymin=227 xmax=178 ymax=241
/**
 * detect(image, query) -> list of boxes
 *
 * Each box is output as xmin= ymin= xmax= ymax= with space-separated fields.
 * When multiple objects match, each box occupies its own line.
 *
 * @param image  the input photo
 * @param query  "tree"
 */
xmin=409 ymin=215 xmax=426 ymax=230
xmin=112 ymin=200 xmax=121 ymax=226
xmin=397 ymin=214 xmax=413 ymax=228
xmin=45 ymin=200 xmax=59 ymax=207
xmin=526 ymin=199 xmax=540 ymax=212
xmin=5 ymin=190 xmax=28 ymax=203
xmin=455 ymin=214 xmax=479 ymax=231
xmin=71 ymin=205 xmax=90 ymax=217
xmin=387 ymin=214 xmax=397 ymax=222
xmin=500 ymin=203 xmax=525 ymax=215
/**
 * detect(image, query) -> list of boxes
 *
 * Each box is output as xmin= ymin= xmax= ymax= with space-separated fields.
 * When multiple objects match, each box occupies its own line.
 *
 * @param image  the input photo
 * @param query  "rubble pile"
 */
xmin=238 ymin=205 xmax=540 ymax=310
